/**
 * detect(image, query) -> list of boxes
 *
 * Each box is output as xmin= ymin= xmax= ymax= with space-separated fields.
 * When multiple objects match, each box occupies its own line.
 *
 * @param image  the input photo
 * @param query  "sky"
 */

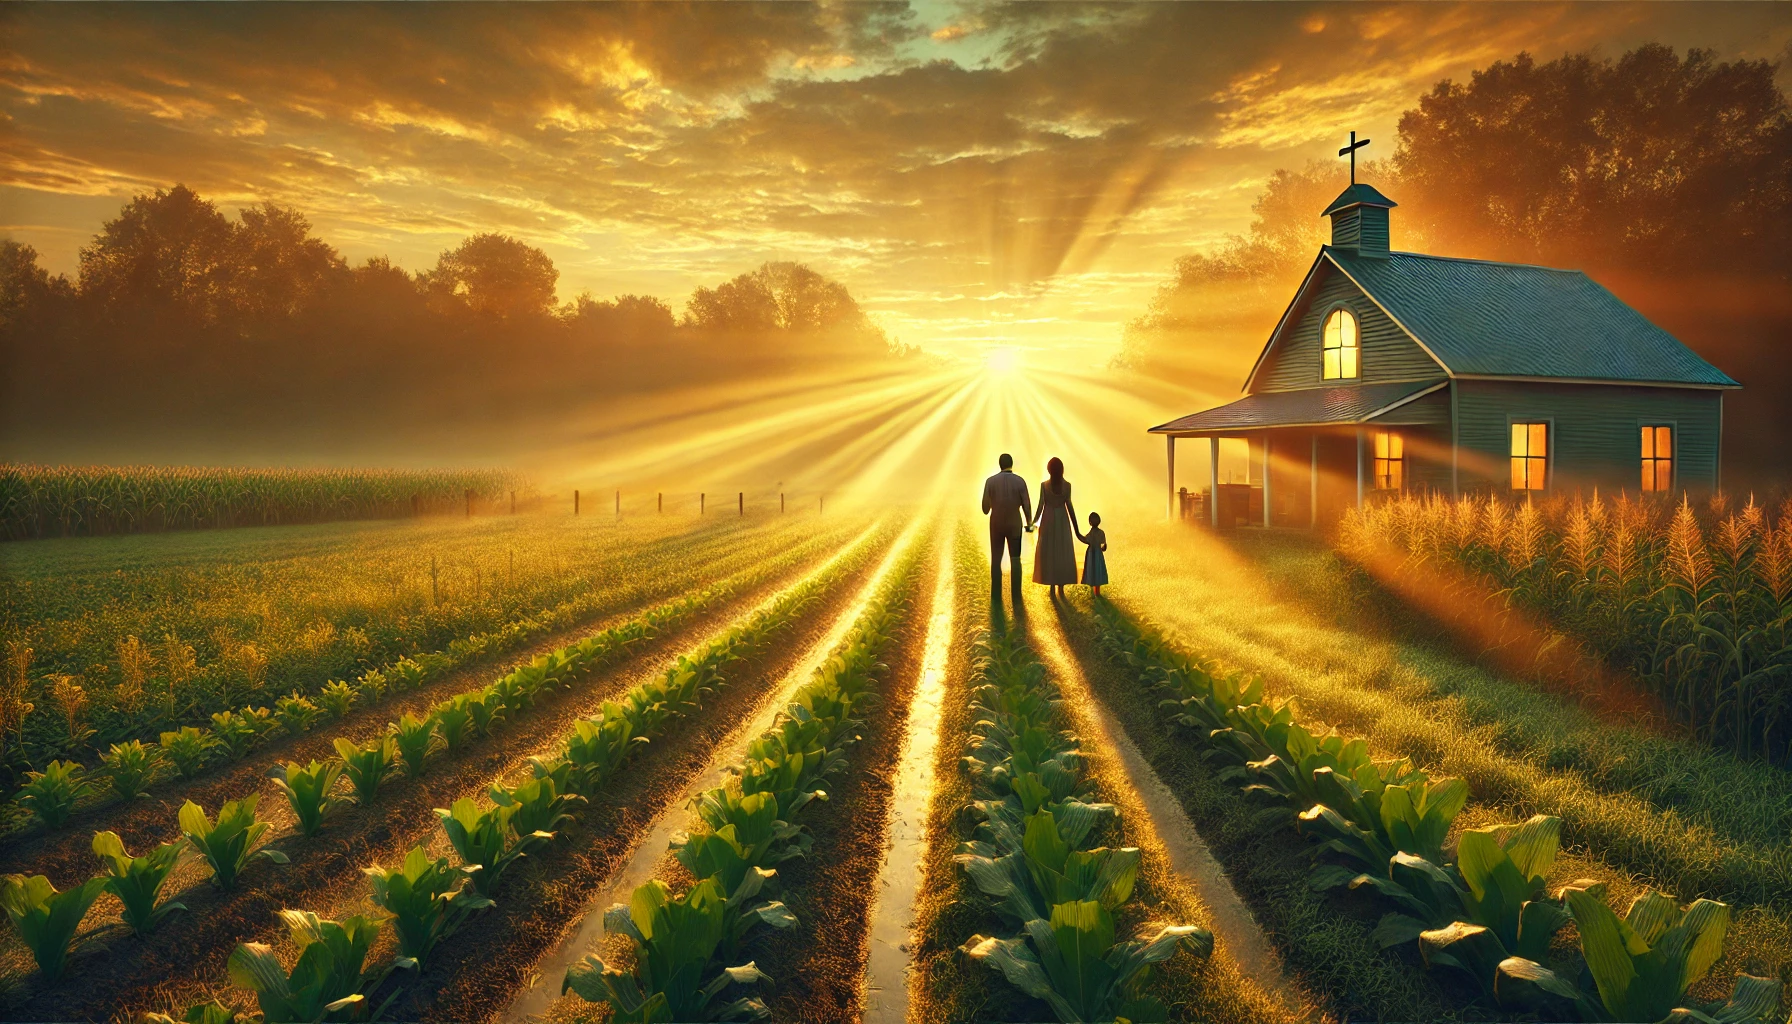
xmin=5 ymin=2 xmax=1790 ymax=371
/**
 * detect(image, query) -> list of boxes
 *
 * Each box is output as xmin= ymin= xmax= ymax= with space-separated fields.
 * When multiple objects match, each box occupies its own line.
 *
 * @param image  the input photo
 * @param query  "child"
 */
xmin=1079 ymin=512 xmax=1109 ymax=597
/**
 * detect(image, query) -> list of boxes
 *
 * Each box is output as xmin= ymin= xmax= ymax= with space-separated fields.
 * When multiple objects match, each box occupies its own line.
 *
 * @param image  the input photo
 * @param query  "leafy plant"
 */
xmin=436 ymin=797 xmax=547 ymax=896
xmin=364 ymin=845 xmax=492 ymax=967
xmin=1 ymin=872 xmax=109 ymax=982
xmin=489 ymin=772 xmax=583 ymax=837
xmin=93 ymin=830 xmax=188 ymax=936
xmin=268 ymin=760 xmax=350 ymax=837
xmin=562 ymin=704 xmax=647 ymax=794
xmin=333 ymin=735 xmax=398 ymax=805
xmin=160 ymin=726 xmax=219 ymax=779
xmin=432 ymin=702 xmax=472 ymax=753
xmin=390 ymin=713 xmax=439 ymax=778
xmin=227 ymin=910 xmax=388 ymax=1023
xmin=315 ymin=680 xmax=357 ymax=720
xmin=563 ymin=877 xmax=770 ymax=1022
xmin=142 ymin=1001 xmax=241 ymax=1024
xmin=274 ymin=693 xmax=323 ymax=737
xmin=210 ymin=710 xmax=258 ymax=761
xmin=101 ymin=739 xmax=165 ymax=800
xmin=17 ymin=759 xmax=94 ymax=828
xmin=964 ymin=900 xmax=1213 ymax=1024
xmin=179 ymin=794 xmax=289 ymax=891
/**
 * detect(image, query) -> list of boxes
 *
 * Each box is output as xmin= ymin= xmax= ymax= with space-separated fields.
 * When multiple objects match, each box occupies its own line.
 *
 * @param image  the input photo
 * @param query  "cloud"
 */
xmin=4 ymin=1 xmax=1788 ymax=365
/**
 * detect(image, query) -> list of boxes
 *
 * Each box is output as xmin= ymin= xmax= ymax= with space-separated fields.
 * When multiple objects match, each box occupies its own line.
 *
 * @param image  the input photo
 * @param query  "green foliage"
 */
xmin=93 ymin=830 xmax=187 ymax=936
xmin=315 ymin=680 xmax=357 ymax=720
xmin=101 ymin=739 xmax=164 ymax=800
xmin=435 ymin=797 xmax=546 ymax=897
xmin=964 ymin=900 xmax=1213 ymax=1024
xmin=274 ymin=692 xmax=322 ymax=736
xmin=178 ymin=794 xmax=289 ymax=891
xmin=227 ymin=909 xmax=386 ymax=1023
xmin=209 ymin=710 xmax=258 ymax=761
xmin=489 ymin=772 xmax=582 ymax=838
xmin=0 ymin=872 xmax=109 ymax=982
xmin=562 ymin=704 xmax=647 ymax=794
xmin=389 ymin=712 xmax=439 ymax=778
xmin=17 ymin=759 xmax=94 ymax=828
xmin=142 ymin=1001 xmax=241 ymax=1024
xmin=364 ymin=845 xmax=491 ymax=967
xmin=160 ymin=726 xmax=218 ymax=779
xmin=431 ymin=701 xmax=472 ymax=753
xmin=332 ymin=735 xmax=397 ymax=806
xmin=268 ymin=760 xmax=350 ymax=836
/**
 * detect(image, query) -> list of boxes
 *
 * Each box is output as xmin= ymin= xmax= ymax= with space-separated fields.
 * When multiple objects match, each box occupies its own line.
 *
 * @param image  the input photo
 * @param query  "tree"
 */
xmin=77 ymin=185 xmax=236 ymax=323
xmin=229 ymin=204 xmax=344 ymax=320
xmin=0 ymin=242 xmax=74 ymax=333
xmin=425 ymin=233 xmax=558 ymax=318
xmin=684 ymin=261 xmax=885 ymax=350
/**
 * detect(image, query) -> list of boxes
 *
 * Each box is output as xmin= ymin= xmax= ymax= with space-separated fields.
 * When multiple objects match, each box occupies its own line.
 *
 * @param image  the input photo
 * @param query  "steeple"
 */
xmin=1324 ymin=183 xmax=1396 ymax=258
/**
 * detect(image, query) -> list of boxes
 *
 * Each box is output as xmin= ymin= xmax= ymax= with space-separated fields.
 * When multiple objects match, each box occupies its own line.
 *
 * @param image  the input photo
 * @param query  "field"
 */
xmin=2 ymin=505 xmax=1791 ymax=1024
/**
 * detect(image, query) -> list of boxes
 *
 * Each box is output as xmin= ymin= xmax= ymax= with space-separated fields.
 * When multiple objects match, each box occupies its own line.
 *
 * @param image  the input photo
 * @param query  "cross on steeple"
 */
xmin=1338 ymin=130 xmax=1370 ymax=184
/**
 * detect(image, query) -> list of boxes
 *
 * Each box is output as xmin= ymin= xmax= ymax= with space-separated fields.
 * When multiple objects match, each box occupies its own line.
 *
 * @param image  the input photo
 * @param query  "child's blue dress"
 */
xmin=1081 ymin=527 xmax=1109 ymax=586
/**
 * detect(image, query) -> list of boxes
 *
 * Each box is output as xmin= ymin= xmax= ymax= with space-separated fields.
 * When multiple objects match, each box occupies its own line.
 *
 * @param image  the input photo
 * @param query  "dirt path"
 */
xmin=3 ymin=529 xmax=881 ymax=1023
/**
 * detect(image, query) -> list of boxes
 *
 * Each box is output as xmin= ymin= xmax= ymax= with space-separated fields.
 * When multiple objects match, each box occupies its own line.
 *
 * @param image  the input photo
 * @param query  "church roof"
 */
xmin=1322 ymin=247 xmax=1740 ymax=388
xmin=1149 ymin=378 xmax=1447 ymax=435
xmin=1321 ymin=183 xmax=1397 ymax=215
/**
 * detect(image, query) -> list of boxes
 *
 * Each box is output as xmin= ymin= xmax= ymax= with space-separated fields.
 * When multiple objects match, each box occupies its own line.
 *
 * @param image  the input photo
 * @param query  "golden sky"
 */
xmin=5 ymin=2 xmax=1789 ymax=370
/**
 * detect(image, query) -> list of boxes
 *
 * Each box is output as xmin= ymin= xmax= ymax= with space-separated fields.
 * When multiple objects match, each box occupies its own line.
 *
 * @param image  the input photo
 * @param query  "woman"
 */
xmin=1029 ymin=456 xmax=1081 ymax=597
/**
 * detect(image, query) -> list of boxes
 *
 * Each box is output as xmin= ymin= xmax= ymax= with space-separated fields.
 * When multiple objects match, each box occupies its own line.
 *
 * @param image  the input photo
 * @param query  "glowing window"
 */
xmin=1322 ymin=309 xmax=1359 ymax=380
xmin=1510 ymin=422 xmax=1548 ymax=491
xmin=1373 ymin=431 xmax=1404 ymax=490
xmin=1641 ymin=426 xmax=1673 ymax=492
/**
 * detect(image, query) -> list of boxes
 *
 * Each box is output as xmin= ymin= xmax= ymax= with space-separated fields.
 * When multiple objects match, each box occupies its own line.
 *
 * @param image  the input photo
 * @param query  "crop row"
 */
xmin=561 ymin=534 xmax=924 ymax=1020
xmin=1095 ymin=602 xmax=1784 ymax=1024
xmin=1 ymin=523 xmax=888 ymax=1016
xmin=1341 ymin=491 xmax=1792 ymax=761
xmin=0 ymin=464 xmax=530 ymax=540
xmin=7 ymin=524 xmax=849 ymax=835
xmin=947 ymin=622 xmax=1211 ymax=1024
xmin=2 ymin=514 xmax=829 ymax=793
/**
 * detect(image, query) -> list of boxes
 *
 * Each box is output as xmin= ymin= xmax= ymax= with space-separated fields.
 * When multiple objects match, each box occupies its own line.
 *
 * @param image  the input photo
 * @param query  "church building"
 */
xmin=1149 ymin=143 xmax=1740 ymax=528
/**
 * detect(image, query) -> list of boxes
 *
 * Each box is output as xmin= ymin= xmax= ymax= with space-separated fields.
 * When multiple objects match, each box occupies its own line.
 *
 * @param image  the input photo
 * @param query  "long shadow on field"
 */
xmin=1046 ymin=595 xmax=1490 ymax=1024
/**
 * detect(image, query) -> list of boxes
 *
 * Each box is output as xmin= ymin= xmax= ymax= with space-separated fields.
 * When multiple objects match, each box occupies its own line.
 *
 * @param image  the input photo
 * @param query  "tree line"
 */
xmin=0 ymin=188 xmax=907 ymax=453
xmin=1117 ymin=44 xmax=1792 ymax=484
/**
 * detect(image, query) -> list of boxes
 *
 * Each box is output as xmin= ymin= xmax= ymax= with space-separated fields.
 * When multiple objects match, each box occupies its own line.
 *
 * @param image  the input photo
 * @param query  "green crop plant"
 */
xmin=365 ymin=845 xmax=492 ymax=967
xmin=561 ymin=704 xmax=646 ymax=794
xmin=436 ymin=798 xmax=547 ymax=897
xmin=964 ymin=900 xmax=1213 ymax=1024
xmin=227 ymin=909 xmax=390 ymax=1023
xmin=179 ymin=794 xmax=289 ymax=891
xmin=389 ymin=713 xmax=439 ymax=778
xmin=315 ymin=680 xmax=357 ymax=720
xmin=142 ymin=1001 xmax=241 ymax=1024
xmin=489 ymin=773 xmax=582 ymax=837
xmin=274 ymin=693 xmax=322 ymax=736
xmin=431 ymin=701 xmax=472 ymax=753
xmin=670 ymin=824 xmax=799 ymax=957
xmin=1496 ymin=888 xmax=1782 ymax=1023
xmin=209 ymin=710 xmax=258 ymax=761
xmin=1 ymin=872 xmax=109 ymax=982
xmin=333 ymin=735 xmax=398 ymax=805
xmin=101 ymin=739 xmax=164 ymax=800
xmin=17 ymin=759 xmax=94 ymax=828
xmin=563 ymin=877 xmax=771 ymax=1023
xmin=92 ymin=830 xmax=188 ymax=935
xmin=159 ymin=726 xmax=218 ymax=779
xmin=268 ymin=760 xmax=350 ymax=836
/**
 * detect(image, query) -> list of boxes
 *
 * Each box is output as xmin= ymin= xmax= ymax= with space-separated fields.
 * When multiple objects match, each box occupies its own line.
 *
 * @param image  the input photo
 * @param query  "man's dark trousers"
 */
xmin=991 ymin=523 xmax=1022 ymax=590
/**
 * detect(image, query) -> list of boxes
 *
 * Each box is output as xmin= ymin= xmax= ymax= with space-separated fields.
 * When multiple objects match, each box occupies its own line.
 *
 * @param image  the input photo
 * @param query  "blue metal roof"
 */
xmin=1149 ymin=379 xmax=1446 ymax=435
xmin=1322 ymin=184 xmax=1397 ymax=215
xmin=1327 ymin=247 xmax=1739 ymax=387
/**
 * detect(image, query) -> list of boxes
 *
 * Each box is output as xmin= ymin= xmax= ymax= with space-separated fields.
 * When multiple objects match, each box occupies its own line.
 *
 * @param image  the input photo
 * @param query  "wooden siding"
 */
xmin=1454 ymin=380 xmax=1722 ymax=493
xmin=1255 ymin=263 xmax=1442 ymax=392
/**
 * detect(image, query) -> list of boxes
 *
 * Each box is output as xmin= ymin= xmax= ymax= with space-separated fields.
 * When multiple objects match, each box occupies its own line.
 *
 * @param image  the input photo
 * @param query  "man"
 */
xmin=981 ymin=453 xmax=1033 ymax=593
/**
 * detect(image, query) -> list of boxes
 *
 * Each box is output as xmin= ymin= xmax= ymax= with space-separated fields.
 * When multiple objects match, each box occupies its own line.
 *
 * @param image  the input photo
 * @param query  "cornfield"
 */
xmin=1341 ymin=492 xmax=1792 ymax=761
xmin=0 ymin=465 xmax=530 ymax=540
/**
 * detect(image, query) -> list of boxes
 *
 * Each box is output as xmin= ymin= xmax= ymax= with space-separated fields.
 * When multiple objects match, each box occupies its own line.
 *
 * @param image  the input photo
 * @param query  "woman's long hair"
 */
xmin=1047 ymin=457 xmax=1064 ymax=494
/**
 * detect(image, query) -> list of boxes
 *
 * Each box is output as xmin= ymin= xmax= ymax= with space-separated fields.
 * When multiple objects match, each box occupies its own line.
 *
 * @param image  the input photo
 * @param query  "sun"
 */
xmin=983 ymin=346 xmax=1023 ymax=376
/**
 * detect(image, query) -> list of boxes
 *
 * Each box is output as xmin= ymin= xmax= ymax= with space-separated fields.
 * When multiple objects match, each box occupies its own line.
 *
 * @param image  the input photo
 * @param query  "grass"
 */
xmin=0 ymin=509 xmax=831 ymax=778
xmin=1104 ymin=522 xmax=1792 ymax=1009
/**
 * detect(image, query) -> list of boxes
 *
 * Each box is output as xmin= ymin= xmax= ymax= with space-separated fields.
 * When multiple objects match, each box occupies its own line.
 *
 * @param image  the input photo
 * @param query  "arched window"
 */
xmin=1323 ymin=308 xmax=1359 ymax=379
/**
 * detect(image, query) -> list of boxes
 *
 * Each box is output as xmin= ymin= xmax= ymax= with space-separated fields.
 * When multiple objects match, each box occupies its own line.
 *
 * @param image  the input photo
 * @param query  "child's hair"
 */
xmin=1088 ymin=512 xmax=1101 ymax=526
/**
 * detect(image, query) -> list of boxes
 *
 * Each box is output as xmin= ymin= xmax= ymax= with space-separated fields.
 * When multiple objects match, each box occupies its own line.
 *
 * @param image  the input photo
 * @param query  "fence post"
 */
xmin=615 ymin=490 xmax=620 ymax=518
xmin=738 ymin=492 xmax=743 ymax=516
xmin=700 ymin=492 xmax=705 ymax=515
xmin=658 ymin=492 xmax=662 ymax=513
xmin=781 ymin=492 xmax=785 ymax=514
xmin=510 ymin=490 xmax=516 ymax=515
xmin=819 ymin=495 xmax=824 ymax=514
xmin=574 ymin=490 xmax=580 ymax=516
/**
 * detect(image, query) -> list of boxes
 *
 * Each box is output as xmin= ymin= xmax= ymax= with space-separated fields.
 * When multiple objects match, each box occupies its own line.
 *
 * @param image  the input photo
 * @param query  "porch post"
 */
xmin=1263 ymin=435 xmax=1273 ymax=527
xmin=1309 ymin=433 xmax=1319 ymax=529
xmin=1165 ymin=436 xmax=1176 ymax=520
xmin=1208 ymin=436 xmax=1220 ymax=527
xmin=1355 ymin=427 xmax=1365 ymax=507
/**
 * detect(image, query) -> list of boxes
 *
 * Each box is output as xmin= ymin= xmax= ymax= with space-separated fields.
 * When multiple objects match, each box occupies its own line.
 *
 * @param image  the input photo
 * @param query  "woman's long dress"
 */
xmin=1032 ymin=480 xmax=1079 ymax=585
